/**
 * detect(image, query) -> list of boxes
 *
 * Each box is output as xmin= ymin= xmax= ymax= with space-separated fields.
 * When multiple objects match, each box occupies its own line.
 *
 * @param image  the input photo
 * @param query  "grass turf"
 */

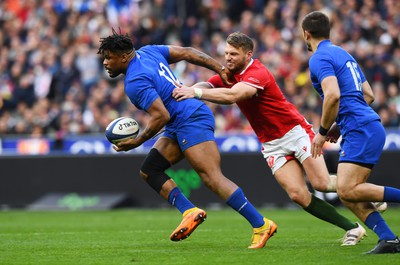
xmin=0 ymin=208 xmax=399 ymax=265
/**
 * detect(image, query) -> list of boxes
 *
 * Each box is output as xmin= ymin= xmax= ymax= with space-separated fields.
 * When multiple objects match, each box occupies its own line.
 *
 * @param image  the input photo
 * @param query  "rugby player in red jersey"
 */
xmin=173 ymin=31 xmax=366 ymax=246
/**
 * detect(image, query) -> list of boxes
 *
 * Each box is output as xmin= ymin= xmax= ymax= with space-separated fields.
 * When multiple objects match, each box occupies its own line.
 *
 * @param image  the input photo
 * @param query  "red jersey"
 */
xmin=207 ymin=59 xmax=311 ymax=143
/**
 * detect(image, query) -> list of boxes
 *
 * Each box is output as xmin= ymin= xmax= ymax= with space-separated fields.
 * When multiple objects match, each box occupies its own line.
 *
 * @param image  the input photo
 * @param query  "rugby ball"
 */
xmin=374 ymin=202 xmax=387 ymax=213
xmin=105 ymin=117 xmax=140 ymax=144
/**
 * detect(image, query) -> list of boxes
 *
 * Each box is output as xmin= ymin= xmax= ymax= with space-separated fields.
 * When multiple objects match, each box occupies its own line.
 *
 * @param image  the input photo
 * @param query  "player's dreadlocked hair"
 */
xmin=98 ymin=28 xmax=134 ymax=55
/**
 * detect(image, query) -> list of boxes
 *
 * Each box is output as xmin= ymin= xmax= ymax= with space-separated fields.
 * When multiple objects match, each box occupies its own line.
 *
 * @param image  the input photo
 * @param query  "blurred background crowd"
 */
xmin=0 ymin=0 xmax=399 ymax=140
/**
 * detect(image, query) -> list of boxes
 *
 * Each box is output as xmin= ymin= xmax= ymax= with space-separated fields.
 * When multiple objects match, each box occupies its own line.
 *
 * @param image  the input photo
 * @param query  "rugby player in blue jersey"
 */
xmin=302 ymin=11 xmax=400 ymax=254
xmin=97 ymin=29 xmax=276 ymax=249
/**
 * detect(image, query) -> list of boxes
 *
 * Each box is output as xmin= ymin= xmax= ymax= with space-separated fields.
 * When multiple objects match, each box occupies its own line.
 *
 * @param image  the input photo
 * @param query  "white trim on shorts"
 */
xmin=261 ymin=124 xmax=313 ymax=174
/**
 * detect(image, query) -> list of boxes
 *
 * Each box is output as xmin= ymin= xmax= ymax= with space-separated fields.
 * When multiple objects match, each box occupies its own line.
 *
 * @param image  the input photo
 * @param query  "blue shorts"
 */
xmin=339 ymin=120 xmax=385 ymax=165
xmin=163 ymin=105 xmax=215 ymax=152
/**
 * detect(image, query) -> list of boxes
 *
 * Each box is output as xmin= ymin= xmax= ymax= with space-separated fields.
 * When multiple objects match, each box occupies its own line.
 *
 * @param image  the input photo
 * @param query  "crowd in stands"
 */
xmin=0 ymin=0 xmax=399 ymax=140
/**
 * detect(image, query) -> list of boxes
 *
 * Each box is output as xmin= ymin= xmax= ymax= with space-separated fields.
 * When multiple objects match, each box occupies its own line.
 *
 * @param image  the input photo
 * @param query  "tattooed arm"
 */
xmin=167 ymin=46 xmax=232 ymax=85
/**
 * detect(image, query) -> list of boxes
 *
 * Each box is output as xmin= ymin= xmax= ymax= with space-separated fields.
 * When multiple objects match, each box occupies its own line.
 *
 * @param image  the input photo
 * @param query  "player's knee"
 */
xmin=337 ymin=190 xmax=353 ymax=201
xmin=140 ymin=148 xmax=172 ymax=193
xmin=290 ymin=194 xmax=307 ymax=207
xmin=140 ymin=148 xmax=171 ymax=175
xmin=336 ymin=186 xmax=356 ymax=201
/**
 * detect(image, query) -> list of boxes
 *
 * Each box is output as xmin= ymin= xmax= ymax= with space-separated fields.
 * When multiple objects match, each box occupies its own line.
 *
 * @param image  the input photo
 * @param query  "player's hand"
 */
xmin=326 ymin=123 xmax=341 ymax=143
xmin=113 ymin=138 xmax=139 ymax=152
xmin=219 ymin=67 xmax=234 ymax=86
xmin=172 ymin=83 xmax=196 ymax=101
xmin=311 ymin=133 xmax=326 ymax=158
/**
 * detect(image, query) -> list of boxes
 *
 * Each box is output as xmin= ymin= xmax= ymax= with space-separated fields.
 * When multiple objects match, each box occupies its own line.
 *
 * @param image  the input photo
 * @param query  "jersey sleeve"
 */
xmin=207 ymin=74 xmax=225 ymax=88
xmin=148 ymin=45 xmax=170 ymax=61
xmin=241 ymin=67 xmax=269 ymax=89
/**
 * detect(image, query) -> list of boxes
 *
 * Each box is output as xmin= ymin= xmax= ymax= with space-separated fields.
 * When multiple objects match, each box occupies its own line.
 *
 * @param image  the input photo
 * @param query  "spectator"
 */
xmin=0 ymin=0 xmax=399 ymax=140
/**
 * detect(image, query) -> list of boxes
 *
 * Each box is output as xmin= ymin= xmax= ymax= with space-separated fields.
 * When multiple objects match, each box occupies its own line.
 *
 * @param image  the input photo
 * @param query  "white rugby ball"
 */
xmin=105 ymin=117 xmax=140 ymax=144
xmin=373 ymin=202 xmax=387 ymax=213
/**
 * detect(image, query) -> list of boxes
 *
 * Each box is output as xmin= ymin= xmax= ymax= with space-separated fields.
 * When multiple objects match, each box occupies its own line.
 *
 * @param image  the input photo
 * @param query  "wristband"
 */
xmin=319 ymin=126 xmax=329 ymax=136
xmin=194 ymin=88 xmax=203 ymax=99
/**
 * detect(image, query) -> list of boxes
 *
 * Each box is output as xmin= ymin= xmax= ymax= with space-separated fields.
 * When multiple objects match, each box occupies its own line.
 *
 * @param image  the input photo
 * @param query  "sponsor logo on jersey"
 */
xmin=248 ymin=77 xmax=260 ymax=84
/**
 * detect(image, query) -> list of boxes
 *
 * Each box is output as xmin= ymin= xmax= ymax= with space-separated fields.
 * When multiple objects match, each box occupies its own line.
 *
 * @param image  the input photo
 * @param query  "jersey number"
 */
xmin=158 ymin=62 xmax=179 ymax=86
xmin=346 ymin=61 xmax=362 ymax=91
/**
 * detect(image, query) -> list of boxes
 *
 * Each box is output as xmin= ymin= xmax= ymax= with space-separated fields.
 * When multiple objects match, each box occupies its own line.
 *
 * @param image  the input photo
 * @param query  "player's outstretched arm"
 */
xmin=173 ymin=82 xmax=257 ymax=105
xmin=167 ymin=46 xmax=232 ymax=86
xmin=171 ymin=82 xmax=211 ymax=101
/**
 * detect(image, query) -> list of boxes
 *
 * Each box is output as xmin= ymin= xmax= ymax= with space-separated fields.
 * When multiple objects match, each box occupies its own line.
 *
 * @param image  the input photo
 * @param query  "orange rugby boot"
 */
xmin=170 ymin=207 xmax=207 ymax=241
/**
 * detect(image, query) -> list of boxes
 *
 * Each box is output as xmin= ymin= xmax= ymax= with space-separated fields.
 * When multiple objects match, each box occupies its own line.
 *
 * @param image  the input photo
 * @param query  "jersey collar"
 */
xmin=239 ymin=58 xmax=254 ymax=75
xmin=317 ymin=39 xmax=331 ymax=50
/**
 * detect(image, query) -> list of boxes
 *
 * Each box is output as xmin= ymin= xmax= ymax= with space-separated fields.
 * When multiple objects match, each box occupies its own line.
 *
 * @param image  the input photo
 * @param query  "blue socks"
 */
xmin=365 ymin=211 xmax=396 ymax=240
xmin=167 ymin=187 xmax=195 ymax=214
xmin=167 ymin=186 xmax=265 ymax=229
xmin=226 ymin=188 xmax=264 ymax=228
xmin=362 ymin=186 xmax=399 ymax=240
xmin=383 ymin=186 xmax=400 ymax=202
xmin=364 ymin=186 xmax=399 ymax=240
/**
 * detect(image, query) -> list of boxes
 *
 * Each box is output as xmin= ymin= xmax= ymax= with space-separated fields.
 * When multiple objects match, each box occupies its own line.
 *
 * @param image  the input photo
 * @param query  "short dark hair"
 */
xmin=301 ymin=11 xmax=330 ymax=39
xmin=226 ymin=32 xmax=254 ymax=52
xmin=98 ymin=28 xmax=134 ymax=55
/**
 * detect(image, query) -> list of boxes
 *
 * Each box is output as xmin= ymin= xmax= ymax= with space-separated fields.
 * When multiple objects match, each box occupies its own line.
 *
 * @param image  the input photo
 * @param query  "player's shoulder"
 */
xmin=245 ymin=59 xmax=269 ymax=76
xmin=248 ymin=59 xmax=273 ymax=77
xmin=314 ymin=43 xmax=353 ymax=67
xmin=242 ymin=59 xmax=274 ymax=87
xmin=309 ymin=48 xmax=334 ymax=68
xmin=251 ymin=59 xmax=267 ymax=69
xmin=139 ymin=44 xmax=166 ymax=51
xmin=316 ymin=41 xmax=347 ymax=58
xmin=139 ymin=45 xmax=169 ymax=57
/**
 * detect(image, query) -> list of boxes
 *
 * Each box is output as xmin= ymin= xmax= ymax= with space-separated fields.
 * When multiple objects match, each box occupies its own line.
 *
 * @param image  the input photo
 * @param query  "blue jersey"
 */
xmin=124 ymin=45 xmax=204 ymax=128
xmin=309 ymin=40 xmax=380 ymax=136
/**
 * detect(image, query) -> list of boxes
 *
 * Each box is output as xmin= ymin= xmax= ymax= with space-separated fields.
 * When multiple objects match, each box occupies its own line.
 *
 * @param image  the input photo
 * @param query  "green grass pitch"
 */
xmin=1 ymin=208 xmax=399 ymax=265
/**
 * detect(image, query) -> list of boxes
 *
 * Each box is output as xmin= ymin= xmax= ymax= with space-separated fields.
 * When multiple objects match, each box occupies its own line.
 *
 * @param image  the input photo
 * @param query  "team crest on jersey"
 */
xmin=340 ymin=150 xmax=345 ymax=157
xmin=302 ymin=146 xmax=307 ymax=152
xmin=267 ymin=156 xmax=275 ymax=168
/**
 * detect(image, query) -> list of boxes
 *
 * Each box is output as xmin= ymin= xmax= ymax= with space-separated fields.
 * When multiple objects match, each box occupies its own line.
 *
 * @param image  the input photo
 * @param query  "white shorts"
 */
xmin=261 ymin=124 xmax=314 ymax=174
